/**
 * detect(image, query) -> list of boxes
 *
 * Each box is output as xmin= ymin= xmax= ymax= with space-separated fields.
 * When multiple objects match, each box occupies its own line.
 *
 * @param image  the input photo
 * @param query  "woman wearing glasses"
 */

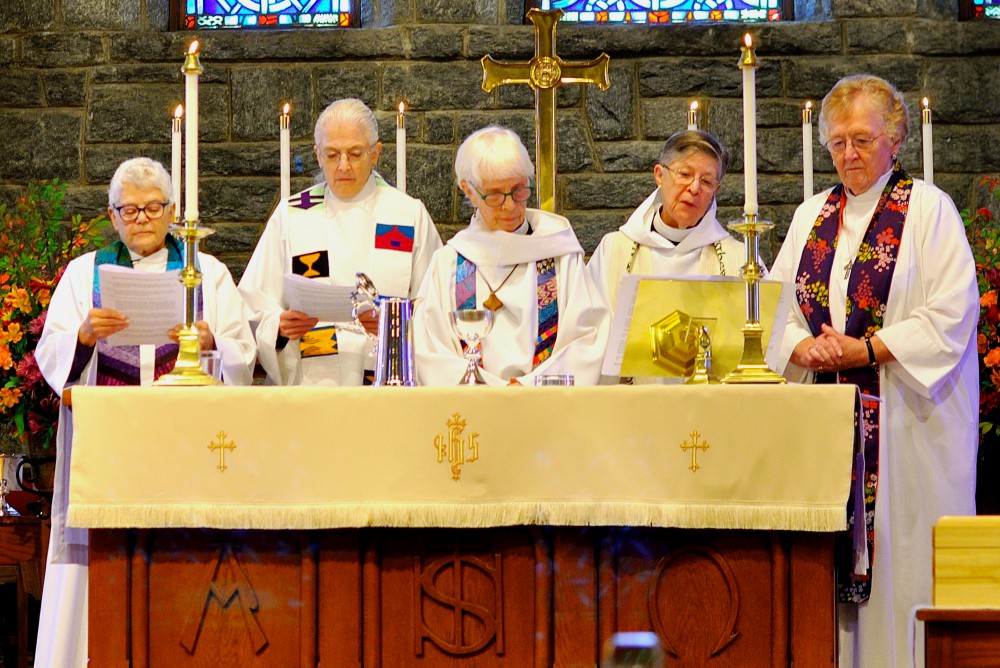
xmin=413 ymin=125 xmax=608 ymax=386
xmin=587 ymin=130 xmax=744 ymax=312
xmin=767 ymin=75 xmax=978 ymax=668
xmin=33 ymin=157 xmax=255 ymax=667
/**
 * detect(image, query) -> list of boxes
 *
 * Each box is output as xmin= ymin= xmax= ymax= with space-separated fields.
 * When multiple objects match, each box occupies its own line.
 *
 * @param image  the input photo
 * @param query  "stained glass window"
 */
xmin=175 ymin=0 xmax=356 ymax=30
xmin=960 ymin=0 xmax=1000 ymax=18
xmin=534 ymin=0 xmax=785 ymax=23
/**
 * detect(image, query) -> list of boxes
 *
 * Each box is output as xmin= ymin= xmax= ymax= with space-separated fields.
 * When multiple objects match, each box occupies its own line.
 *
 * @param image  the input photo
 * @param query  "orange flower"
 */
xmin=981 ymin=333 xmax=990 ymax=354
xmin=984 ymin=290 xmax=999 ymax=308
xmin=985 ymin=347 xmax=1000 ymax=368
xmin=3 ymin=286 xmax=31 ymax=314
xmin=4 ymin=322 xmax=22 ymax=345
xmin=0 ymin=342 xmax=12 ymax=370
xmin=0 ymin=386 xmax=22 ymax=410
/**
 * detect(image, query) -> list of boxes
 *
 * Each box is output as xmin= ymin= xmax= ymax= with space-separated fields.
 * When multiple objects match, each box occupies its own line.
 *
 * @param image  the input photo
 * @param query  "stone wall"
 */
xmin=2 ymin=0 xmax=999 ymax=275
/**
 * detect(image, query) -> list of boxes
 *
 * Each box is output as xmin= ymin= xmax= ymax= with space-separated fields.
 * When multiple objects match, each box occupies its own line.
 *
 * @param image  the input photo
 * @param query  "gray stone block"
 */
xmin=373 ymin=110 xmax=421 ymax=145
xmin=641 ymin=99 xmax=689 ymax=141
xmin=424 ymin=113 xmax=456 ymax=143
xmin=557 ymin=112 xmax=595 ymax=173
xmin=379 ymin=0 xmax=415 ymax=26
xmin=763 ymin=22 xmax=841 ymax=54
xmin=924 ymin=59 xmax=1000 ymax=124
xmin=496 ymin=83 xmax=581 ymax=111
xmin=63 ymin=0 xmax=141 ymax=30
xmin=436 ymin=221 xmax=465 ymax=243
xmin=833 ymin=0 xmax=918 ymax=17
xmin=383 ymin=62 xmax=490 ymax=110
xmin=62 ymin=186 xmax=110 ymax=223
xmin=409 ymin=26 xmax=466 ymax=59
xmin=934 ymin=127 xmax=1000 ymax=172
xmin=201 ymin=222 xmax=264 ymax=256
xmin=43 ymin=71 xmax=89 ymax=107
xmin=845 ymin=18 xmax=911 ymax=53
xmin=316 ymin=64 xmax=381 ymax=111
xmin=596 ymin=141 xmax=662 ymax=173
xmin=85 ymin=145 xmax=168 ymax=184
xmin=562 ymin=173 xmax=651 ymax=210
xmin=783 ymin=56 xmax=920 ymax=99
xmin=0 ymin=38 xmax=15 ymax=66
xmin=200 ymin=177 xmax=278 ymax=223
xmin=147 ymin=0 xmax=169 ymax=32
xmin=406 ymin=145 xmax=455 ymax=223
xmin=232 ymin=66 xmax=313 ymax=141
xmin=414 ymin=0 xmax=479 ymax=23
xmin=504 ymin=0 xmax=525 ymax=25
xmin=0 ymin=0 xmax=56 ymax=31
xmin=87 ymin=84 xmax=228 ymax=144
xmin=22 ymin=34 xmax=106 ymax=69
xmin=639 ymin=58 xmax=781 ymax=98
xmin=4 ymin=72 xmax=44 ymax=108
xmin=758 ymin=127 xmax=805 ymax=174
xmin=467 ymin=26 xmax=538 ymax=59
xmin=0 ymin=111 xmax=82 ymax=183
xmin=587 ymin=62 xmax=636 ymax=141
xmin=568 ymin=210 xmax=631 ymax=255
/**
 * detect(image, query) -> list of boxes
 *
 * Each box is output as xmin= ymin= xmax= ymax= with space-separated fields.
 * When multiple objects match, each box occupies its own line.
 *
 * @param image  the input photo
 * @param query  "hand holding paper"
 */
xmin=97 ymin=265 xmax=185 ymax=346
xmin=283 ymin=274 xmax=356 ymax=322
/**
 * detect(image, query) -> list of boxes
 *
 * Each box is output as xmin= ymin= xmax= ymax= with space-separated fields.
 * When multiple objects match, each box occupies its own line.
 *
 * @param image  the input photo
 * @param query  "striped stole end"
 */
xmin=533 ymin=258 xmax=558 ymax=368
xmin=455 ymin=254 xmax=477 ymax=310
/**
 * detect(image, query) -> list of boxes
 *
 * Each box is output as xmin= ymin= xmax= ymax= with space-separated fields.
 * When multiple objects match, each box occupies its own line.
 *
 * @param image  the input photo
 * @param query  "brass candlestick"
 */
xmin=153 ymin=219 xmax=217 ymax=386
xmin=722 ymin=213 xmax=785 ymax=384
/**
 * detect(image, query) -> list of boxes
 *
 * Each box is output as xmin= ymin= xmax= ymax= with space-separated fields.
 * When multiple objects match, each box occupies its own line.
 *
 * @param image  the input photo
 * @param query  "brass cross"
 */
xmin=680 ymin=430 xmax=709 ymax=473
xmin=481 ymin=8 xmax=610 ymax=212
xmin=208 ymin=431 xmax=236 ymax=472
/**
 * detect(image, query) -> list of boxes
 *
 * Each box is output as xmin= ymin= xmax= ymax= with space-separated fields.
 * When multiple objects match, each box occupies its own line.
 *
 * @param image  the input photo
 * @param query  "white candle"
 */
xmin=171 ymin=105 xmax=183 ymax=222
xmin=922 ymin=97 xmax=933 ymax=185
xmin=280 ymin=103 xmax=291 ymax=201
xmin=802 ymin=101 xmax=814 ymax=201
xmin=687 ymin=100 xmax=699 ymax=131
xmin=739 ymin=34 xmax=758 ymax=216
xmin=396 ymin=102 xmax=406 ymax=193
xmin=182 ymin=41 xmax=202 ymax=222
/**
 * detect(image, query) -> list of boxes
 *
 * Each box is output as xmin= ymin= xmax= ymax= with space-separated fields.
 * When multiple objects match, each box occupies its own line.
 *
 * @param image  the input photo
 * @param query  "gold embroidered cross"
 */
xmin=208 ymin=431 xmax=236 ymax=472
xmin=680 ymin=430 xmax=709 ymax=473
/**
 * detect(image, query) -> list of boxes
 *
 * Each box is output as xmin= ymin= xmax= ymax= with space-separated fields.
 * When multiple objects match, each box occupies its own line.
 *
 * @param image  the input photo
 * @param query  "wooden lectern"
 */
xmin=70 ymin=385 xmax=856 ymax=667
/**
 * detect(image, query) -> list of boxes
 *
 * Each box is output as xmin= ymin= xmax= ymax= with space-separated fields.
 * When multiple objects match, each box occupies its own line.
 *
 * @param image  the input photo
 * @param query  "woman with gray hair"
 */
xmin=413 ymin=125 xmax=608 ymax=386
xmin=33 ymin=156 xmax=256 ymax=667
xmin=588 ymin=130 xmax=744 ymax=312
xmin=766 ymin=74 xmax=978 ymax=668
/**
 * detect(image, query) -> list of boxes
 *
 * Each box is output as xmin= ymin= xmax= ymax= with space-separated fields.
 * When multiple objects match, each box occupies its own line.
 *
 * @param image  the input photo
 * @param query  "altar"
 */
xmin=69 ymin=384 xmax=857 ymax=667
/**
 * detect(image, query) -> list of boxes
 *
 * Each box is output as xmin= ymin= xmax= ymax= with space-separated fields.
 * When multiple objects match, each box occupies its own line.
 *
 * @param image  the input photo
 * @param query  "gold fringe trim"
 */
xmin=69 ymin=502 xmax=846 ymax=532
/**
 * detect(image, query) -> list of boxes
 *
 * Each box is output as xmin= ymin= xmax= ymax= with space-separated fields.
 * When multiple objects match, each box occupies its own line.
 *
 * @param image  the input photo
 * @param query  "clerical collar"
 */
xmin=846 ymin=169 xmax=893 ymax=203
xmin=652 ymin=207 xmax=697 ymax=243
xmin=325 ymin=173 xmax=378 ymax=207
xmin=129 ymin=246 xmax=169 ymax=272
xmin=512 ymin=219 xmax=532 ymax=236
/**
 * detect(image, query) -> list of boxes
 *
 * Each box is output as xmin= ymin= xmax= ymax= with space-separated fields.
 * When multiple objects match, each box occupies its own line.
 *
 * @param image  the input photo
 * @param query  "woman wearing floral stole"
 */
xmin=767 ymin=75 xmax=979 ymax=668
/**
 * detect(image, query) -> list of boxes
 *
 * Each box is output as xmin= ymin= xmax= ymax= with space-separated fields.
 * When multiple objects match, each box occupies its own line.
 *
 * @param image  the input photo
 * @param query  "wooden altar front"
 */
xmin=71 ymin=385 xmax=856 ymax=667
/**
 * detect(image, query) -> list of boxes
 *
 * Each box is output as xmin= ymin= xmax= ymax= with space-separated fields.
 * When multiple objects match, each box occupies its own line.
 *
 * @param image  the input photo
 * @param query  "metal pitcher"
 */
xmin=352 ymin=273 xmax=416 ymax=387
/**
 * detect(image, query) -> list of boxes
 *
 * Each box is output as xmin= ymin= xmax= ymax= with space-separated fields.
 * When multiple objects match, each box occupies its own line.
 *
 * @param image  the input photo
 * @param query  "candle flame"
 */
xmin=188 ymin=40 xmax=199 ymax=55
xmin=399 ymin=101 xmax=405 ymax=114
xmin=922 ymin=97 xmax=930 ymax=109
xmin=283 ymin=102 xmax=290 ymax=115
xmin=805 ymin=101 xmax=812 ymax=110
xmin=690 ymin=100 xmax=699 ymax=112
xmin=744 ymin=33 xmax=752 ymax=48
xmin=174 ymin=104 xmax=183 ymax=118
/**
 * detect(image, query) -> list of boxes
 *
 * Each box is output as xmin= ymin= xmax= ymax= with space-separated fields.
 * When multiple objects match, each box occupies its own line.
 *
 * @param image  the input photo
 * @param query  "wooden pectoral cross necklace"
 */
xmin=479 ymin=265 xmax=519 ymax=312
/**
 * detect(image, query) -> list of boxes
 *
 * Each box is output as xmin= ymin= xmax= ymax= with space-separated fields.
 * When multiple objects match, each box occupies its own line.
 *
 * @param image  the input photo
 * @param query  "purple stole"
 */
xmin=92 ymin=237 xmax=196 ymax=386
xmin=455 ymin=254 xmax=559 ymax=369
xmin=794 ymin=164 xmax=912 ymax=603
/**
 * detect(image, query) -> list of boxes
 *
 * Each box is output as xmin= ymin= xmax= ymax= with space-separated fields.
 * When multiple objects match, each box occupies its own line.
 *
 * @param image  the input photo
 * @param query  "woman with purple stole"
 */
xmin=413 ymin=126 xmax=608 ymax=386
xmin=767 ymin=75 xmax=979 ymax=668
xmin=33 ymin=157 xmax=256 ymax=667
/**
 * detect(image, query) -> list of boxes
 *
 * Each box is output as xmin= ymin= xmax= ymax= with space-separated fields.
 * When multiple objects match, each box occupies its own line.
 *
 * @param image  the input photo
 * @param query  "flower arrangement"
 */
xmin=0 ymin=181 xmax=108 ymax=452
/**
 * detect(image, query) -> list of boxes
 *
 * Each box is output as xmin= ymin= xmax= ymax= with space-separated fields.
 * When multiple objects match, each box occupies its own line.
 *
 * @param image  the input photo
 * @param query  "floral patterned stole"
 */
xmin=794 ymin=163 xmax=912 ymax=603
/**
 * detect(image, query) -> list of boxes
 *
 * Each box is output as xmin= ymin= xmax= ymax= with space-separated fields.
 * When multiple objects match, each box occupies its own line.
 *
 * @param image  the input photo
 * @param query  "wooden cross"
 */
xmin=680 ymin=430 xmax=710 ymax=473
xmin=208 ymin=431 xmax=236 ymax=472
xmin=481 ymin=8 xmax=610 ymax=212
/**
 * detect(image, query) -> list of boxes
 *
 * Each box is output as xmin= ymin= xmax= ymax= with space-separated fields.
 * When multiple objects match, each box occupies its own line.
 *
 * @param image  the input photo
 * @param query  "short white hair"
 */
xmin=108 ymin=157 xmax=172 ymax=207
xmin=454 ymin=126 xmax=534 ymax=189
xmin=314 ymin=98 xmax=379 ymax=146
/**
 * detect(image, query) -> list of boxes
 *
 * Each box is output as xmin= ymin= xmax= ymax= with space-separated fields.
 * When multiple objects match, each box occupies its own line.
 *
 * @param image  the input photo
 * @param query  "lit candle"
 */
xmin=922 ymin=97 xmax=933 ymax=185
xmin=171 ymin=105 xmax=183 ymax=222
xmin=280 ymin=103 xmax=291 ymax=201
xmin=802 ymin=101 xmax=813 ymax=200
xmin=396 ymin=102 xmax=406 ymax=193
xmin=687 ymin=100 xmax=699 ymax=131
xmin=182 ymin=41 xmax=202 ymax=222
xmin=739 ymin=34 xmax=759 ymax=216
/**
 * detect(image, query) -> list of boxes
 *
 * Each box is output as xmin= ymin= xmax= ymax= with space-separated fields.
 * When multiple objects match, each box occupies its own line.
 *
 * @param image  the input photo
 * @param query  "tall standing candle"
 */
xmin=396 ymin=102 xmax=406 ymax=193
xmin=802 ymin=101 xmax=814 ymax=200
xmin=172 ymin=105 xmax=183 ymax=222
xmin=687 ymin=100 xmax=699 ymax=131
xmin=739 ymin=34 xmax=759 ymax=216
xmin=280 ymin=103 xmax=291 ymax=200
xmin=922 ymin=97 xmax=934 ymax=185
xmin=182 ymin=41 xmax=202 ymax=222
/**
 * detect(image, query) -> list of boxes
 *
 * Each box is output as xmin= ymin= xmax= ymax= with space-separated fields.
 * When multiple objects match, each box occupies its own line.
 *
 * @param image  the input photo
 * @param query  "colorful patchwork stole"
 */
xmin=455 ymin=254 xmax=559 ymax=369
xmin=92 ymin=236 xmax=194 ymax=385
xmin=794 ymin=163 xmax=911 ymax=603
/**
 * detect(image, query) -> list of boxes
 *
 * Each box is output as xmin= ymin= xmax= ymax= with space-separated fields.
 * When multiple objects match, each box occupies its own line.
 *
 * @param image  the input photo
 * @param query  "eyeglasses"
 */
xmin=113 ymin=201 xmax=170 ymax=223
xmin=472 ymin=184 xmax=534 ymax=208
xmin=321 ymin=147 xmax=371 ymax=164
xmin=664 ymin=166 xmax=721 ymax=193
xmin=825 ymin=134 xmax=884 ymax=154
